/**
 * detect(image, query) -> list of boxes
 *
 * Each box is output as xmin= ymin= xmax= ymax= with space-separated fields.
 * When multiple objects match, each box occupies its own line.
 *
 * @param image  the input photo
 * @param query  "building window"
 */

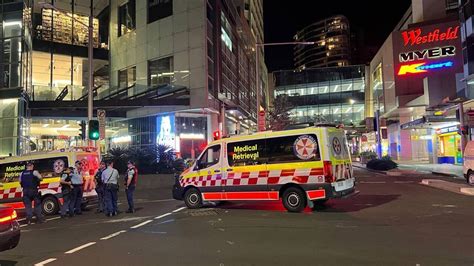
xmin=118 ymin=66 xmax=136 ymax=88
xmin=221 ymin=12 xmax=232 ymax=51
xmin=148 ymin=56 xmax=173 ymax=86
xmin=118 ymin=0 xmax=136 ymax=37
xmin=148 ymin=0 xmax=172 ymax=23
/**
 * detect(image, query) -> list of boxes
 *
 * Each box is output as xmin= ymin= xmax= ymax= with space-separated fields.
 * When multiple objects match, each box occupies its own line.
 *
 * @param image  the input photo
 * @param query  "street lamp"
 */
xmin=37 ymin=1 xmax=94 ymax=124
xmin=255 ymin=41 xmax=315 ymax=132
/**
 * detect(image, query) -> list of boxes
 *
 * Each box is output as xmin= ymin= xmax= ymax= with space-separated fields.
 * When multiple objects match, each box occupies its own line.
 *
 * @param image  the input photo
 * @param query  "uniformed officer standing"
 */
xmin=94 ymin=161 xmax=106 ymax=213
xmin=102 ymin=161 xmax=119 ymax=217
xmin=125 ymin=161 xmax=138 ymax=213
xmin=70 ymin=161 xmax=84 ymax=216
xmin=60 ymin=167 xmax=74 ymax=218
xmin=19 ymin=162 xmax=44 ymax=224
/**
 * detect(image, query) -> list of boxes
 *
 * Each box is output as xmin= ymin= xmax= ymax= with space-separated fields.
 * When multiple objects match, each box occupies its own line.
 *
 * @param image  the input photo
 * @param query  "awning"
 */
xmin=400 ymin=116 xmax=459 ymax=130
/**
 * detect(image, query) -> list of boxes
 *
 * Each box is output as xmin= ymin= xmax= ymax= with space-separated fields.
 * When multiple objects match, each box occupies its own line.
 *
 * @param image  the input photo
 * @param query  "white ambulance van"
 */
xmin=173 ymin=125 xmax=355 ymax=212
xmin=0 ymin=147 xmax=99 ymax=215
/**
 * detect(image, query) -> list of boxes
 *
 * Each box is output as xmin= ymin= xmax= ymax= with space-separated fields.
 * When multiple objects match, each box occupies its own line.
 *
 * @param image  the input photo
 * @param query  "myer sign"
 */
xmin=392 ymin=20 xmax=462 ymax=97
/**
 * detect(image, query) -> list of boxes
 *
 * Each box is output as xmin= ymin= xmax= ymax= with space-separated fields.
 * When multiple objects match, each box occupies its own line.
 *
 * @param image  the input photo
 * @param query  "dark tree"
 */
xmin=267 ymin=94 xmax=294 ymax=131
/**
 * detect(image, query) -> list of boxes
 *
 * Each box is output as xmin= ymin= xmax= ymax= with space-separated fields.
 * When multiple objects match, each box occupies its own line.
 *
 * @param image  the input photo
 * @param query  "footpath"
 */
xmin=353 ymin=162 xmax=474 ymax=196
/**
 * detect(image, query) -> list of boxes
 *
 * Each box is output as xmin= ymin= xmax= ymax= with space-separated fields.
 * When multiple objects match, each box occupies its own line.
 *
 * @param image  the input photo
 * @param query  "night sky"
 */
xmin=263 ymin=0 xmax=412 ymax=71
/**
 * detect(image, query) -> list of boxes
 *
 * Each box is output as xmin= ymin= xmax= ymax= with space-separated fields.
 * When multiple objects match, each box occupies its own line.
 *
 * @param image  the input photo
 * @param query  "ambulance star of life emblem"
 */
xmin=293 ymin=135 xmax=317 ymax=160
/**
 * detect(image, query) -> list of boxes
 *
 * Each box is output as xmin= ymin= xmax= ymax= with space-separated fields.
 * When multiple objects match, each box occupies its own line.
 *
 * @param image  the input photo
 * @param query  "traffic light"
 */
xmin=79 ymin=121 xmax=86 ymax=140
xmin=88 ymin=120 xmax=100 ymax=140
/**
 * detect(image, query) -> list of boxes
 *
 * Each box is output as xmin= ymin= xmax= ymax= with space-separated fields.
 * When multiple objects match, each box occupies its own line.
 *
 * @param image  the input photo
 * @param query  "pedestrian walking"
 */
xmin=70 ymin=161 xmax=84 ymax=216
xmin=95 ymin=161 xmax=106 ymax=213
xmin=125 ymin=161 xmax=138 ymax=213
xmin=60 ymin=167 xmax=74 ymax=218
xmin=102 ymin=161 xmax=119 ymax=217
xmin=19 ymin=162 xmax=44 ymax=224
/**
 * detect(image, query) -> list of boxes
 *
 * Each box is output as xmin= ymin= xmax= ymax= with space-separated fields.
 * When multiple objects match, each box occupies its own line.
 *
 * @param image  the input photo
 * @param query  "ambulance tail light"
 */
xmin=323 ymin=161 xmax=334 ymax=183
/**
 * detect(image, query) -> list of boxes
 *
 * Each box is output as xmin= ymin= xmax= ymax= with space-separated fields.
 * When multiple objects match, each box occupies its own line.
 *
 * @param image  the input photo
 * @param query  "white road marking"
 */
xmin=130 ymin=220 xmax=153 ymax=229
xmin=34 ymin=258 xmax=57 ymax=266
xmin=47 ymin=217 xmax=61 ymax=221
xmin=64 ymin=242 xmax=96 ymax=254
xmin=154 ymin=212 xmax=172 ymax=220
xmin=20 ymin=224 xmax=28 ymax=228
xmin=172 ymin=207 xmax=186 ymax=213
xmin=100 ymin=230 xmax=127 ymax=240
xmin=359 ymin=181 xmax=386 ymax=184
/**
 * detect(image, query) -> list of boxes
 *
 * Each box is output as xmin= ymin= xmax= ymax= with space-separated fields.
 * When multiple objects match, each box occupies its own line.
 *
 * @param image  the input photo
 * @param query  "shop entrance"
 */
xmin=438 ymin=132 xmax=462 ymax=164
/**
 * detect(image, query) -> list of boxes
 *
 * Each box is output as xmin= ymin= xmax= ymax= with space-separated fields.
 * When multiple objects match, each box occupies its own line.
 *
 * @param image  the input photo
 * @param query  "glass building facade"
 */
xmin=273 ymin=65 xmax=366 ymax=125
xmin=0 ymin=0 xmax=32 ymax=157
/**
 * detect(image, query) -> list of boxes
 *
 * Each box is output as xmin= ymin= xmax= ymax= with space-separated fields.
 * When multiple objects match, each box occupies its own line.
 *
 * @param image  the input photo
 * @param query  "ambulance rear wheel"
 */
xmin=282 ymin=187 xmax=306 ymax=213
xmin=42 ymin=195 xmax=59 ymax=215
xmin=184 ymin=188 xmax=203 ymax=209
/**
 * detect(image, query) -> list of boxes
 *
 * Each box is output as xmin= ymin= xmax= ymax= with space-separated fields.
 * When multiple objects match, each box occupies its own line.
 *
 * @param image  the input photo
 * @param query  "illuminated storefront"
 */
xmin=436 ymin=126 xmax=462 ymax=164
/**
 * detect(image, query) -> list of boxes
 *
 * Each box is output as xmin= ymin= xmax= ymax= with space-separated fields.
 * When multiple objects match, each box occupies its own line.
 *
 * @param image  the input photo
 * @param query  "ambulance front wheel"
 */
xmin=184 ymin=188 xmax=203 ymax=209
xmin=282 ymin=187 xmax=307 ymax=213
xmin=42 ymin=195 xmax=59 ymax=215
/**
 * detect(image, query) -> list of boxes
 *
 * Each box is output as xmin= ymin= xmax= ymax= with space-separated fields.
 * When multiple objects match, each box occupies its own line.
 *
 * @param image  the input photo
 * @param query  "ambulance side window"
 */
xmin=227 ymin=139 xmax=267 ymax=166
xmin=196 ymin=145 xmax=221 ymax=169
xmin=266 ymin=134 xmax=321 ymax=164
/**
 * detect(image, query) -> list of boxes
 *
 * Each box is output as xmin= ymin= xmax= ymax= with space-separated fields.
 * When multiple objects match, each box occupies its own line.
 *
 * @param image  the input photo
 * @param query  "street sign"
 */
xmin=97 ymin=109 xmax=106 ymax=140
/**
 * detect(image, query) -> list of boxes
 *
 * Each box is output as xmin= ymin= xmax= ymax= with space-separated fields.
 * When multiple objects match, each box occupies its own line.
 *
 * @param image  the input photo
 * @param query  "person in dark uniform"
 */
xmin=70 ymin=161 xmax=84 ymax=216
xmin=94 ymin=161 xmax=106 ymax=213
xmin=19 ymin=162 xmax=44 ymax=224
xmin=60 ymin=167 xmax=74 ymax=218
xmin=125 ymin=161 xmax=138 ymax=213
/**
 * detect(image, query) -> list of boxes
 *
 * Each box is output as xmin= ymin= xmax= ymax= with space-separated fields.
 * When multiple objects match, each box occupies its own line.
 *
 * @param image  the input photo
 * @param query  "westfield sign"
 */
xmin=401 ymin=26 xmax=459 ymax=46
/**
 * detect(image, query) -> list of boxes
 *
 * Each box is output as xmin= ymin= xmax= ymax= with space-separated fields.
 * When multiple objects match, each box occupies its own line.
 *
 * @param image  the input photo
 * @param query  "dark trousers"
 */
xmin=22 ymin=188 xmax=43 ymax=220
xmin=61 ymin=191 xmax=72 ymax=216
xmin=126 ymin=185 xmax=135 ymax=211
xmin=96 ymin=184 xmax=105 ymax=212
xmin=105 ymin=184 xmax=118 ymax=215
xmin=71 ymin=185 xmax=83 ymax=215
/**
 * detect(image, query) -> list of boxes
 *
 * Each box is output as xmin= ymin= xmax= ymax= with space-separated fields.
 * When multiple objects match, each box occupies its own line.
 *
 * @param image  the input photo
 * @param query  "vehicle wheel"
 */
xmin=282 ymin=187 xmax=307 ymax=213
xmin=468 ymin=171 xmax=474 ymax=186
xmin=184 ymin=188 xmax=203 ymax=209
xmin=41 ymin=195 xmax=59 ymax=215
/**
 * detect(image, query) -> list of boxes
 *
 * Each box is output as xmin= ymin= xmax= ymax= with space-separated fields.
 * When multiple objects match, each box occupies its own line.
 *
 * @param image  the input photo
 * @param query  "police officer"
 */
xmin=94 ymin=161 xmax=106 ymax=213
xmin=70 ymin=161 xmax=84 ymax=216
xmin=60 ymin=167 xmax=74 ymax=218
xmin=101 ymin=161 xmax=119 ymax=217
xmin=19 ymin=162 xmax=44 ymax=224
xmin=125 ymin=161 xmax=138 ymax=213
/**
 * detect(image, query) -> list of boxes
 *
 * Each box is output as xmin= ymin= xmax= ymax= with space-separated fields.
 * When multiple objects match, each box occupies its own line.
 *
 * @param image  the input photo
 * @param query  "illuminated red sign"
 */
xmin=401 ymin=26 xmax=459 ymax=46
xmin=397 ymin=61 xmax=454 ymax=75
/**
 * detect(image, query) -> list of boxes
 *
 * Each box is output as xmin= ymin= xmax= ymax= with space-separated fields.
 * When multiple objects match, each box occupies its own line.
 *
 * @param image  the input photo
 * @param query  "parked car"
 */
xmin=0 ymin=205 xmax=20 ymax=252
xmin=463 ymin=141 xmax=474 ymax=185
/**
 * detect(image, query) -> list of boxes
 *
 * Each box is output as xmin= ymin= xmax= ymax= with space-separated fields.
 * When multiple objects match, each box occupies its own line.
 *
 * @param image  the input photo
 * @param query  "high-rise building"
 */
xmin=0 ymin=0 xmax=32 ymax=156
xmin=366 ymin=0 xmax=461 ymax=164
xmin=293 ymin=15 xmax=351 ymax=70
xmin=0 ymin=0 xmax=267 ymax=158
xmin=238 ymin=0 xmax=268 ymax=109
xmin=459 ymin=0 xmax=474 ymax=98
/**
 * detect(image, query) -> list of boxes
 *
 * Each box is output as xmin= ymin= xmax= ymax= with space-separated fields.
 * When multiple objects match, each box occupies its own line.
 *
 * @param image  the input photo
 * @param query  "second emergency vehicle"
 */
xmin=0 ymin=147 xmax=99 ymax=215
xmin=173 ymin=125 xmax=355 ymax=212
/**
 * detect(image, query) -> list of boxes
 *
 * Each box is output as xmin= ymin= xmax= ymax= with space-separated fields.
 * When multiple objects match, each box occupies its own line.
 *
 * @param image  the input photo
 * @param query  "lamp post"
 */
xmin=255 ymin=41 xmax=315 ymax=132
xmin=38 ymin=1 xmax=94 ymax=123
